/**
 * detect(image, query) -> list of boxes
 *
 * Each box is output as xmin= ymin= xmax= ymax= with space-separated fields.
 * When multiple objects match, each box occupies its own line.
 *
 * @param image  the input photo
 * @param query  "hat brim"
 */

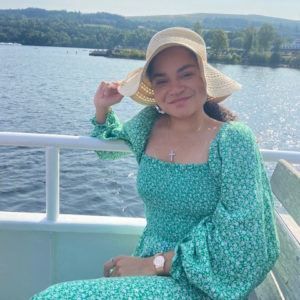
xmin=118 ymin=43 xmax=242 ymax=105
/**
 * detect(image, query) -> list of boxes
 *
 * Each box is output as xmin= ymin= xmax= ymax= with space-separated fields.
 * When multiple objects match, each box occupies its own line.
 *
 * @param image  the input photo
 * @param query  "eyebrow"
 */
xmin=152 ymin=64 xmax=197 ymax=80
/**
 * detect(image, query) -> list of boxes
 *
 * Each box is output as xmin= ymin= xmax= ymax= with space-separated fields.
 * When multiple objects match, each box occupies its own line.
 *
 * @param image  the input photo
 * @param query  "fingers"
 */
xmin=109 ymin=267 xmax=119 ymax=277
xmin=103 ymin=256 xmax=125 ymax=277
xmin=103 ymin=258 xmax=115 ymax=277
xmin=100 ymin=81 xmax=122 ymax=89
xmin=100 ymin=81 xmax=115 ymax=89
xmin=99 ymin=81 xmax=120 ymax=96
xmin=98 ymin=81 xmax=105 ymax=98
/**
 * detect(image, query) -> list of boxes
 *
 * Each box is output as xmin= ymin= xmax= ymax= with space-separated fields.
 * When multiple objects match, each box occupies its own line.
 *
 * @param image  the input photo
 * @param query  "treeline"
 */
xmin=1 ymin=8 xmax=299 ymax=68
xmin=129 ymin=14 xmax=300 ymax=40
xmin=0 ymin=9 xmax=155 ymax=49
xmin=1 ymin=8 xmax=299 ymax=49
xmin=194 ymin=22 xmax=300 ymax=68
xmin=1 ymin=8 xmax=137 ymax=30
xmin=112 ymin=23 xmax=300 ymax=68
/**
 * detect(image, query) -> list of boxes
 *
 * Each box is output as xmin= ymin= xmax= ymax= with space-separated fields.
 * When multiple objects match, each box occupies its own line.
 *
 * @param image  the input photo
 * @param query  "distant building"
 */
xmin=280 ymin=40 xmax=300 ymax=55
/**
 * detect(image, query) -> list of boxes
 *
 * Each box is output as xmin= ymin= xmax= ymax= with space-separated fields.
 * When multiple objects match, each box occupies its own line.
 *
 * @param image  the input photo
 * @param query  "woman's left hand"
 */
xmin=103 ymin=255 xmax=156 ymax=277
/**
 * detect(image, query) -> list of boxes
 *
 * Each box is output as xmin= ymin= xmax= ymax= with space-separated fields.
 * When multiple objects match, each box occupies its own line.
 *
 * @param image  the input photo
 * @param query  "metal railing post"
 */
xmin=46 ymin=147 xmax=59 ymax=221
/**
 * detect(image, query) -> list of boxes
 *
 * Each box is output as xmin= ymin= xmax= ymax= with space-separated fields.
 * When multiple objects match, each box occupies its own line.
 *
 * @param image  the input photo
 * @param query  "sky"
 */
xmin=0 ymin=0 xmax=299 ymax=21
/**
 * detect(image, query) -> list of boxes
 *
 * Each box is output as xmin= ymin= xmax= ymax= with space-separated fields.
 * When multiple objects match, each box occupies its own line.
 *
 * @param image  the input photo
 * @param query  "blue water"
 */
xmin=0 ymin=45 xmax=299 ymax=217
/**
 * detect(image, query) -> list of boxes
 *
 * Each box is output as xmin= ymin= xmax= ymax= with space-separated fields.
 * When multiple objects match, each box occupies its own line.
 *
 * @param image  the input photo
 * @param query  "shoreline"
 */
xmin=89 ymin=50 xmax=300 ymax=70
xmin=2 ymin=43 xmax=297 ymax=70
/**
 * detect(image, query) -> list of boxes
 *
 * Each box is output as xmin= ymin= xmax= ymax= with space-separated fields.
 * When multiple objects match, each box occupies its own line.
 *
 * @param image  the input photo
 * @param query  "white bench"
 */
xmin=249 ymin=159 xmax=300 ymax=299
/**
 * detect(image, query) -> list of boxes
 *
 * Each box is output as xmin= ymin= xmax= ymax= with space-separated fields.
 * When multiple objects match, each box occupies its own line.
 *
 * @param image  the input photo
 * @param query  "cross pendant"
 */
xmin=169 ymin=150 xmax=176 ymax=162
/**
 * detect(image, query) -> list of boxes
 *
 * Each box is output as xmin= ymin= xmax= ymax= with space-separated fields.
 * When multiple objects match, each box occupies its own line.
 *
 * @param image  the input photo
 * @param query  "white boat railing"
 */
xmin=0 ymin=131 xmax=300 ymax=222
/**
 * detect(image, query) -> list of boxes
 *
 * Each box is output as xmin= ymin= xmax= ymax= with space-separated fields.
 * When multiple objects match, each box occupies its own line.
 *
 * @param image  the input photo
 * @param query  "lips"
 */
xmin=169 ymin=96 xmax=190 ymax=104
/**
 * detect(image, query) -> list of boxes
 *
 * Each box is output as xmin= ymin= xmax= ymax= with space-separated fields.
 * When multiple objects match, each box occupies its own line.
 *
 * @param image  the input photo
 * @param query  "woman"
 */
xmin=31 ymin=27 xmax=279 ymax=299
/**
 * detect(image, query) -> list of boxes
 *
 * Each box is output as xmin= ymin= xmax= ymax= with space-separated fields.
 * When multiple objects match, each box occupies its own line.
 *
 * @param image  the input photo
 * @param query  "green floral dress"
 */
xmin=31 ymin=106 xmax=280 ymax=300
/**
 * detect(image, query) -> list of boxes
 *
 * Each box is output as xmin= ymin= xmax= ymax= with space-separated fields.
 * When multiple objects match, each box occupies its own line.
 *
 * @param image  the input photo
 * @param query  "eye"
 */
xmin=155 ymin=79 xmax=167 ymax=86
xmin=181 ymin=72 xmax=193 ymax=78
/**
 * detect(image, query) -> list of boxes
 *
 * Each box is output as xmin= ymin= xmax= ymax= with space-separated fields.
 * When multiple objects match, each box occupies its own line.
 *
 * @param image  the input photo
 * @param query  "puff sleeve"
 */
xmin=90 ymin=110 xmax=132 ymax=160
xmin=90 ymin=106 xmax=160 ymax=162
xmin=170 ymin=122 xmax=280 ymax=300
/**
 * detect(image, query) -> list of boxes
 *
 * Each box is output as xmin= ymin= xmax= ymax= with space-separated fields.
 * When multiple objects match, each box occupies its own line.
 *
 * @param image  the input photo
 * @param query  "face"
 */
xmin=149 ymin=46 xmax=207 ymax=119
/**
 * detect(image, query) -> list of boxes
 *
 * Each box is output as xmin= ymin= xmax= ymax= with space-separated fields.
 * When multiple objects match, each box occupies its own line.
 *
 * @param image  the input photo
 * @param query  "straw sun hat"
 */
xmin=118 ymin=27 xmax=242 ymax=105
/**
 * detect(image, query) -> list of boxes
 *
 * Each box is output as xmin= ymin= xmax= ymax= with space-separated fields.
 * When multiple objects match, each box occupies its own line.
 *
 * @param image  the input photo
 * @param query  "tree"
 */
xmin=269 ymin=52 xmax=281 ymax=66
xmin=258 ymin=23 xmax=275 ymax=52
xmin=231 ymin=37 xmax=243 ymax=49
xmin=289 ymin=52 xmax=300 ymax=68
xmin=248 ymin=52 xmax=268 ymax=65
xmin=272 ymin=35 xmax=284 ymax=52
xmin=203 ymin=30 xmax=214 ymax=47
xmin=211 ymin=30 xmax=228 ymax=55
xmin=243 ymin=26 xmax=256 ymax=54
xmin=193 ymin=22 xmax=202 ymax=36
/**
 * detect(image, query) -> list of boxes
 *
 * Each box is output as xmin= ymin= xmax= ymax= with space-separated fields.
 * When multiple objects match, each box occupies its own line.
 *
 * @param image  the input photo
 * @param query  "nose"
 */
xmin=168 ymin=78 xmax=184 ymax=96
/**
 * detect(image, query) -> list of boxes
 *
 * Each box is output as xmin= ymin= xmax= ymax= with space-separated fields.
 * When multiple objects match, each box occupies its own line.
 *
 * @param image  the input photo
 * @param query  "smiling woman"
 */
xmin=149 ymin=47 xmax=207 ymax=118
xmin=31 ymin=27 xmax=280 ymax=300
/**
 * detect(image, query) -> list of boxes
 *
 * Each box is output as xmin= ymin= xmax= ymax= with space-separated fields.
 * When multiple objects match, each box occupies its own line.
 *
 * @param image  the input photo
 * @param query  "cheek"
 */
xmin=196 ymin=77 xmax=207 ymax=96
xmin=153 ymin=87 xmax=165 ymax=102
xmin=197 ymin=85 xmax=207 ymax=95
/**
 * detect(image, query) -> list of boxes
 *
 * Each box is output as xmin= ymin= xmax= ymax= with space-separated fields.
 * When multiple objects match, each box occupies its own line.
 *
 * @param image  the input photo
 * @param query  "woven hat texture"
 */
xmin=118 ymin=27 xmax=242 ymax=105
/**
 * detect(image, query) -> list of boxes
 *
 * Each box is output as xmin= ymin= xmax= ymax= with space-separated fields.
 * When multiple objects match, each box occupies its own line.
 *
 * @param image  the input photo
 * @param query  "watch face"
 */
xmin=154 ymin=255 xmax=165 ymax=267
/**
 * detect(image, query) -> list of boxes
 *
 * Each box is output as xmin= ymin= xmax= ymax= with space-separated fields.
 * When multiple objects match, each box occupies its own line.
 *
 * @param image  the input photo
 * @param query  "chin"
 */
xmin=168 ymin=108 xmax=196 ymax=119
xmin=167 ymin=100 xmax=204 ymax=118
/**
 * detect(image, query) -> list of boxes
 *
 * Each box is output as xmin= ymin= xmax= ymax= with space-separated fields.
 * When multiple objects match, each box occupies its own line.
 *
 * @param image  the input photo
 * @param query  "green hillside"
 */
xmin=0 ymin=8 xmax=299 ymax=50
xmin=128 ymin=13 xmax=300 ymax=40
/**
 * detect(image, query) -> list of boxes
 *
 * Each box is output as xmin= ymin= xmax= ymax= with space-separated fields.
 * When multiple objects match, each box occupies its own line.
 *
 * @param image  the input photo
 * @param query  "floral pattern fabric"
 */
xmin=31 ymin=106 xmax=280 ymax=300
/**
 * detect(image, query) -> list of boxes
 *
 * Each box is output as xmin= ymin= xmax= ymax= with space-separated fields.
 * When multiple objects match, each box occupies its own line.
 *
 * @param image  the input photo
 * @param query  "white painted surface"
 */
xmin=0 ymin=132 xmax=300 ymax=163
xmin=46 ymin=147 xmax=60 ymax=222
xmin=0 ymin=213 xmax=145 ymax=300
xmin=0 ymin=132 xmax=131 ymax=152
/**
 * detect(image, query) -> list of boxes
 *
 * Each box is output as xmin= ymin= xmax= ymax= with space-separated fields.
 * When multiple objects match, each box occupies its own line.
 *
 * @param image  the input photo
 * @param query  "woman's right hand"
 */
xmin=94 ymin=81 xmax=124 ymax=110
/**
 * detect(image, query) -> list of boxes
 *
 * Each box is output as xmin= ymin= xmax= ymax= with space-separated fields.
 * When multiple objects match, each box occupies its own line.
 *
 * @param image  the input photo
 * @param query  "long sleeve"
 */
xmin=90 ymin=110 xmax=132 ymax=160
xmin=90 ymin=106 xmax=160 ymax=162
xmin=169 ymin=122 xmax=280 ymax=300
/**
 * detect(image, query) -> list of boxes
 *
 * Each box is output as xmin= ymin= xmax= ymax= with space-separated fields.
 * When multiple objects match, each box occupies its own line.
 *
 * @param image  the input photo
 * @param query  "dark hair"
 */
xmin=146 ymin=46 xmax=238 ymax=122
xmin=204 ymin=101 xmax=237 ymax=122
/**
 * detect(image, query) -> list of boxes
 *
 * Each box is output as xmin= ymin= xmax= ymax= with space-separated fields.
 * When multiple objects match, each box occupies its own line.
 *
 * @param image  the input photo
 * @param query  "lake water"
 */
xmin=0 ymin=45 xmax=299 ymax=217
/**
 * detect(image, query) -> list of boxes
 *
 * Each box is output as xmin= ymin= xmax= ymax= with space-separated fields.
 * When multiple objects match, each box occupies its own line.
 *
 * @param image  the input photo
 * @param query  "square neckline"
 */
xmin=142 ymin=114 xmax=232 ymax=168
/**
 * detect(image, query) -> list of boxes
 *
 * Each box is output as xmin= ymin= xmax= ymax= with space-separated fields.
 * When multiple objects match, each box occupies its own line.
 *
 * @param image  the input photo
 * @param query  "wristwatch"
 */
xmin=153 ymin=253 xmax=165 ymax=275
